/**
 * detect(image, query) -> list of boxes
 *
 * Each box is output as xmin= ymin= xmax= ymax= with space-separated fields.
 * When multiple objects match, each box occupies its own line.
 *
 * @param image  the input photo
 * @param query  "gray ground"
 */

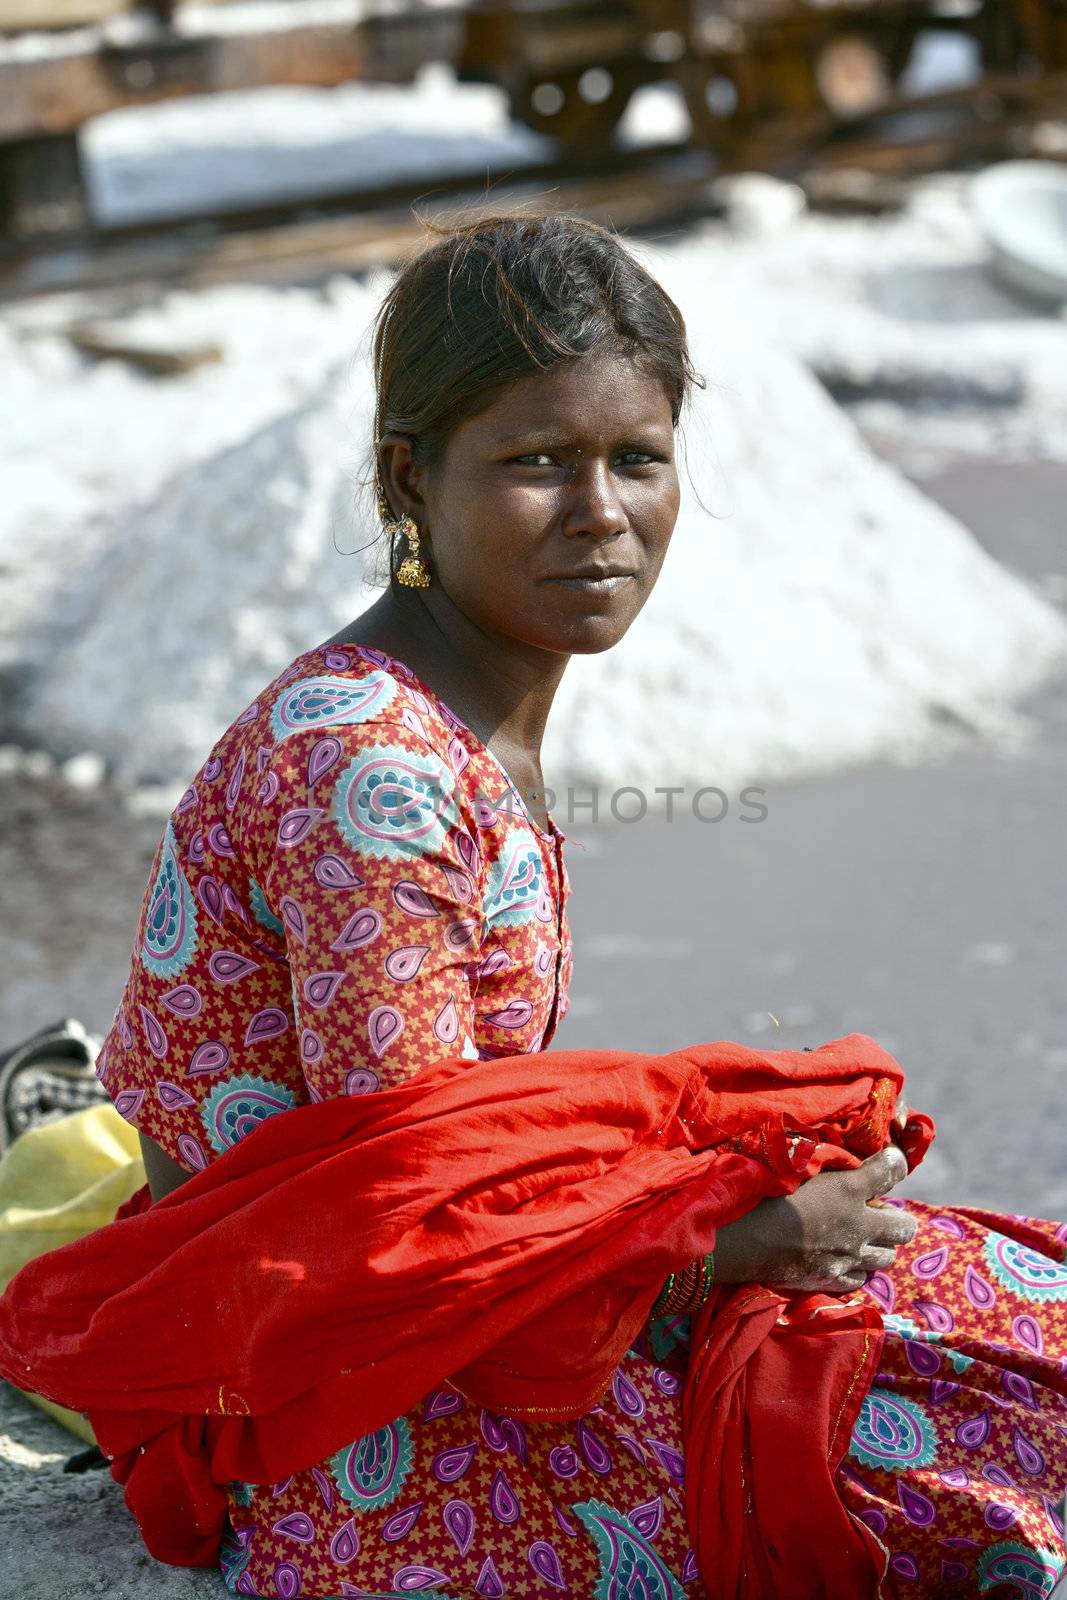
xmin=0 ymin=1383 xmax=222 ymax=1600
xmin=1 ymin=446 xmax=1065 ymax=1597
xmin=555 ymin=453 xmax=1067 ymax=1218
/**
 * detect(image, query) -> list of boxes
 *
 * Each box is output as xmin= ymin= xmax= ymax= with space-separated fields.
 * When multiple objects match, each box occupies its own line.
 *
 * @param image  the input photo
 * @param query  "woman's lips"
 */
xmin=545 ymin=573 xmax=635 ymax=598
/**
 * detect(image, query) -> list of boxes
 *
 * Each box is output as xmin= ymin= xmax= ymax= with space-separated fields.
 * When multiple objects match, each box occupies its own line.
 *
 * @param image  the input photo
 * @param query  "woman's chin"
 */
xmin=525 ymin=595 xmax=648 ymax=655
xmin=535 ymin=616 xmax=638 ymax=655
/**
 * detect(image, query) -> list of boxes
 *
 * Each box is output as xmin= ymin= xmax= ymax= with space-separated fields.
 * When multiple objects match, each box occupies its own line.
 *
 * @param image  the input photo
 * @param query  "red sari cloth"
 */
xmin=0 ymin=1032 xmax=933 ymax=1594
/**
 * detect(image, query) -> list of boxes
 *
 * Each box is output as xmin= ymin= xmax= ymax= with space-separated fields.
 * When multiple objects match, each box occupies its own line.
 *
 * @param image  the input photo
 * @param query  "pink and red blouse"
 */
xmin=99 ymin=642 xmax=573 ymax=1169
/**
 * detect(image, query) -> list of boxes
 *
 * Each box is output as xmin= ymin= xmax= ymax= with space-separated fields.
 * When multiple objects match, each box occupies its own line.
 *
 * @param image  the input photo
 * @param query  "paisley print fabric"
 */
xmin=269 ymin=671 xmax=398 ymax=741
xmin=139 ymin=819 xmax=199 ymax=980
xmin=330 ymin=741 xmax=461 ymax=861
xmin=837 ymin=1203 xmax=1067 ymax=1597
xmin=201 ymin=1073 xmax=298 ymax=1155
xmin=849 ymin=1391 xmax=940 ymax=1475
xmin=572 ymin=1500 xmax=688 ymax=1600
xmin=100 ymin=641 xmax=1067 ymax=1597
xmin=330 ymin=1419 xmax=416 ymax=1512
xmin=984 ymin=1232 xmax=1067 ymax=1305
xmin=483 ymin=829 xmax=547 ymax=930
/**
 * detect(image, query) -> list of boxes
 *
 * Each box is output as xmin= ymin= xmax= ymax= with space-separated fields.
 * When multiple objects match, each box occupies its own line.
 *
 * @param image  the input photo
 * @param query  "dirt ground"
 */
xmin=1 ymin=446 xmax=1065 ymax=1597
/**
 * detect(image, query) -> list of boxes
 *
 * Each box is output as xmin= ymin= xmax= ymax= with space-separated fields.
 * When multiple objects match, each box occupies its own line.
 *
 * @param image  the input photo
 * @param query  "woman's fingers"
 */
xmin=852 ymin=1145 xmax=908 ymax=1201
xmin=858 ymin=1245 xmax=899 ymax=1271
xmin=865 ymin=1206 xmax=918 ymax=1248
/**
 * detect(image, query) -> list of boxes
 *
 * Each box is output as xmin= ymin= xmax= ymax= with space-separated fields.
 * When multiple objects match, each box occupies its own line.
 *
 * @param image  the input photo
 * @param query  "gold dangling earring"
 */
xmin=394 ymin=513 xmax=431 ymax=588
xmin=377 ymin=484 xmax=431 ymax=588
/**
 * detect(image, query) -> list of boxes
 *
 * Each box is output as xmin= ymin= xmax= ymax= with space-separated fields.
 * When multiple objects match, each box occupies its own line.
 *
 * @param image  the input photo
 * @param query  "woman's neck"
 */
xmin=322 ymin=590 xmax=568 ymax=772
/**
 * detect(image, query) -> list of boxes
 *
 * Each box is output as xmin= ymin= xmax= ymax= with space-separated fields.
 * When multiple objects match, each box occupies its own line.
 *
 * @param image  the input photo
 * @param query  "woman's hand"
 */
xmin=711 ymin=1145 xmax=918 ymax=1295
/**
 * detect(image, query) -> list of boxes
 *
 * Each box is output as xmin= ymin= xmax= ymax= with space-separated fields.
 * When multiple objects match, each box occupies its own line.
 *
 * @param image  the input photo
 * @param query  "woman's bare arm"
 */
xmin=138 ymin=1131 xmax=194 ymax=1202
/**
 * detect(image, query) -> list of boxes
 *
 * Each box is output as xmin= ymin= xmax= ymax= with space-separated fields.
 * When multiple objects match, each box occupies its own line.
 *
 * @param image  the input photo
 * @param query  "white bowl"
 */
xmin=969 ymin=160 xmax=1067 ymax=305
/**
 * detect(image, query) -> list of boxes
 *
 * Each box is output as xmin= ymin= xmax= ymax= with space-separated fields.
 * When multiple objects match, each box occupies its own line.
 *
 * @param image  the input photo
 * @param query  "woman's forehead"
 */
xmin=469 ymin=352 xmax=674 ymax=445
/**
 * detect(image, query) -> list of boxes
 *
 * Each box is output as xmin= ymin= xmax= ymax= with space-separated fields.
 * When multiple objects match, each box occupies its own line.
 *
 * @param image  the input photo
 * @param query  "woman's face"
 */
xmin=410 ymin=347 xmax=681 ymax=657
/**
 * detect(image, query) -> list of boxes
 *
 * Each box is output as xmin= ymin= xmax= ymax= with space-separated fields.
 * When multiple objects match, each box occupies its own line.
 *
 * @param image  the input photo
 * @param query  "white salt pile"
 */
xmin=4 ymin=240 xmax=1064 ymax=805
xmin=2 ymin=66 xmax=1066 ymax=807
xmin=686 ymin=175 xmax=1067 ymax=471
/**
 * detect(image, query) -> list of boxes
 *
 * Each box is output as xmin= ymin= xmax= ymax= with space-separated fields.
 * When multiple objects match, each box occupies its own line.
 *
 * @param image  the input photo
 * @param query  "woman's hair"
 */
xmin=367 ymin=210 xmax=703 ymax=592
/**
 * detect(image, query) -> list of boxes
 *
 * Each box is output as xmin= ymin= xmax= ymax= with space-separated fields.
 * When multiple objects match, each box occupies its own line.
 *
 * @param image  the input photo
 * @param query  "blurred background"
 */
xmin=2 ymin=2 xmax=1066 ymax=1217
xmin=2 ymin=5 xmax=1067 ymax=1589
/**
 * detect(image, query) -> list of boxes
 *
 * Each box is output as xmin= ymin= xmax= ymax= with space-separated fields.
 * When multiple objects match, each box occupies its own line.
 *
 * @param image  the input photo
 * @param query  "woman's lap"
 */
xmin=221 ymin=1203 xmax=1067 ymax=1599
xmin=837 ymin=1201 xmax=1067 ymax=1597
xmin=220 ymin=1335 xmax=705 ymax=1599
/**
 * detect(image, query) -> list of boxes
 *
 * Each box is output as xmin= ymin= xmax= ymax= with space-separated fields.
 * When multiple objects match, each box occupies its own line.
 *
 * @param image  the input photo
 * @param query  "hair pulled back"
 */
xmin=370 ymin=211 xmax=702 ymax=591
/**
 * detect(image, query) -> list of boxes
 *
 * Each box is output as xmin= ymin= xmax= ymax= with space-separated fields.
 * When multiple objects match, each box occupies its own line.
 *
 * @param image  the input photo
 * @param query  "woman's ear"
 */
xmin=378 ymin=433 xmax=428 ymax=523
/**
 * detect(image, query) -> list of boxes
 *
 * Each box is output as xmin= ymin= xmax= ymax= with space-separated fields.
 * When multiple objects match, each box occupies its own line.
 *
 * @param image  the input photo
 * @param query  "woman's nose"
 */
xmin=560 ymin=460 xmax=629 ymax=540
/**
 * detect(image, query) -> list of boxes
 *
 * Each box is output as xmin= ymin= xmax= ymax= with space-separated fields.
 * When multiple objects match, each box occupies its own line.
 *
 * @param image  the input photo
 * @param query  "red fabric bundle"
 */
xmin=0 ymin=1033 xmax=933 ymax=1595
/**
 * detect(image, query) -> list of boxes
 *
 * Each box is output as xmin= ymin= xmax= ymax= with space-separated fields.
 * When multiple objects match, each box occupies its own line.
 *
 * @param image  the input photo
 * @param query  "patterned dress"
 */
xmin=99 ymin=643 xmax=1067 ymax=1600
xmin=836 ymin=1204 xmax=1067 ymax=1596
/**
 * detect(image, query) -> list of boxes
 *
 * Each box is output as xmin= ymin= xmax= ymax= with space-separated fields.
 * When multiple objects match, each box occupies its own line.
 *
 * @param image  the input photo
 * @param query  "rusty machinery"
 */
xmin=454 ymin=0 xmax=1067 ymax=156
xmin=2 ymin=0 xmax=1065 ymax=246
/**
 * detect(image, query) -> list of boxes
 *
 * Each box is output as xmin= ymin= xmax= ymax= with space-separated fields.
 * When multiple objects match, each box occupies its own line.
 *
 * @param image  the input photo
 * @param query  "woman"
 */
xmin=74 ymin=216 xmax=1067 ymax=1596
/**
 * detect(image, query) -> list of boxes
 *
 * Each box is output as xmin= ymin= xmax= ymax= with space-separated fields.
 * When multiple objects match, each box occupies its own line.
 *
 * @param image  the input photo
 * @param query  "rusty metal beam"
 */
xmin=0 ymin=146 xmax=720 ymax=301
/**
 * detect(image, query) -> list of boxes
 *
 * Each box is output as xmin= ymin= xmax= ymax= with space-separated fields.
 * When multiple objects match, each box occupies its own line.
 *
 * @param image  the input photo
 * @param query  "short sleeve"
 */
xmin=260 ymin=719 xmax=484 ymax=1099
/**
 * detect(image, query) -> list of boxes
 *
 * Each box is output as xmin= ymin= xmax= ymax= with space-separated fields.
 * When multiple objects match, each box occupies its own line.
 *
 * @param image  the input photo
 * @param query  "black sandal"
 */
xmin=0 ymin=1017 xmax=107 ymax=1154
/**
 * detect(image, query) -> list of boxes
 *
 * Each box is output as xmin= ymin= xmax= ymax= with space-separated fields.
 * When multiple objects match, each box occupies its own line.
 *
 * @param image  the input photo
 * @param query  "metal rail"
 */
xmin=0 ymin=141 xmax=715 ymax=301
